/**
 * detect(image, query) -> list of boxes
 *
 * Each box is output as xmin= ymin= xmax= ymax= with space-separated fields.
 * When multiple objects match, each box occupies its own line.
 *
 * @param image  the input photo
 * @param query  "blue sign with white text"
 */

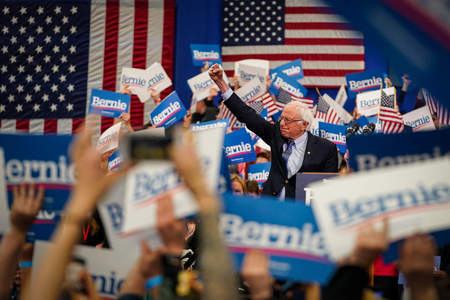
xmin=224 ymin=129 xmax=256 ymax=164
xmin=270 ymin=59 xmax=304 ymax=81
xmin=89 ymin=89 xmax=131 ymax=118
xmin=0 ymin=134 xmax=74 ymax=242
xmin=191 ymin=119 xmax=229 ymax=132
xmin=347 ymin=127 xmax=450 ymax=172
xmin=319 ymin=122 xmax=347 ymax=154
xmin=247 ymin=162 xmax=271 ymax=188
xmin=150 ymin=91 xmax=187 ymax=128
xmin=221 ymin=193 xmax=335 ymax=284
xmin=269 ymin=72 xmax=308 ymax=98
xmin=107 ymin=150 xmax=121 ymax=171
xmin=190 ymin=44 xmax=222 ymax=67
xmin=346 ymin=70 xmax=386 ymax=100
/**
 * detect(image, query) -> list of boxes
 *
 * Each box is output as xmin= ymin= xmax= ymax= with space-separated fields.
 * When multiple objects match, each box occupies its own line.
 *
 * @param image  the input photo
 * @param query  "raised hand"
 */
xmin=242 ymin=250 xmax=273 ymax=300
xmin=10 ymin=183 xmax=44 ymax=234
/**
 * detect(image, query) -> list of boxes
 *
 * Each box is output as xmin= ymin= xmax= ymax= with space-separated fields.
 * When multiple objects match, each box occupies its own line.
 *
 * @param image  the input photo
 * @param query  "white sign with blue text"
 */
xmin=145 ymin=62 xmax=172 ymax=93
xmin=120 ymin=67 xmax=152 ymax=103
xmin=402 ymin=106 xmax=435 ymax=132
xmin=188 ymin=69 xmax=229 ymax=101
xmin=121 ymin=127 xmax=225 ymax=234
xmin=356 ymin=87 xmax=395 ymax=117
xmin=224 ymin=129 xmax=256 ymax=164
xmin=235 ymin=77 xmax=266 ymax=103
xmin=270 ymin=59 xmax=304 ymax=81
xmin=0 ymin=134 xmax=74 ymax=242
xmin=97 ymin=123 xmax=121 ymax=154
xmin=33 ymin=241 xmax=137 ymax=300
xmin=247 ymin=162 xmax=271 ymax=188
xmin=221 ymin=193 xmax=335 ymax=284
xmin=0 ymin=149 xmax=9 ymax=235
xmin=89 ymin=89 xmax=131 ymax=118
xmin=191 ymin=119 xmax=229 ymax=132
xmin=150 ymin=91 xmax=187 ymax=128
xmin=311 ymin=158 xmax=450 ymax=261
xmin=190 ymin=44 xmax=222 ymax=66
xmin=236 ymin=63 xmax=266 ymax=86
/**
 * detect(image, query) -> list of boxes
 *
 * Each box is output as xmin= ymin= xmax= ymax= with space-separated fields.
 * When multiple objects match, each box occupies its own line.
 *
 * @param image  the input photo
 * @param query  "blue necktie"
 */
xmin=282 ymin=140 xmax=295 ymax=166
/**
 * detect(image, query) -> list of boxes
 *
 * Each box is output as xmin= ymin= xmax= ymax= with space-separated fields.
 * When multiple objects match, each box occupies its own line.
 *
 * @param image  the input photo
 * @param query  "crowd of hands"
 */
xmin=0 ymin=121 xmax=444 ymax=300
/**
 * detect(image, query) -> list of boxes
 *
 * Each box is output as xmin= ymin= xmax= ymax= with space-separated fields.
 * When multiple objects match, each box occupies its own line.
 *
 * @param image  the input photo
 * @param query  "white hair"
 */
xmin=284 ymin=101 xmax=314 ymax=130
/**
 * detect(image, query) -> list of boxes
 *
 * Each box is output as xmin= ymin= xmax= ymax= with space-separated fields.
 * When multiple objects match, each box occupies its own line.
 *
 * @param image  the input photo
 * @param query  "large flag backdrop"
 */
xmin=0 ymin=0 xmax=175 ymax=134
xmin=221 ymin=0 xmax=365 ymax=88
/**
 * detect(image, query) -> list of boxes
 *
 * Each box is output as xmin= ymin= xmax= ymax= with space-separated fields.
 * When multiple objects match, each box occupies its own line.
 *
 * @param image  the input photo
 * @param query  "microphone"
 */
xmin=345 ymin=123 xmax=360 ymax=138
xmin=362 ymin=123 xmax=376 ymax=135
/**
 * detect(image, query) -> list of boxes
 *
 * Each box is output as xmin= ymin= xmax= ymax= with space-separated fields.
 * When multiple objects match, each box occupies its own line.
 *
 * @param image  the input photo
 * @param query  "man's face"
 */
xmin=279 ymin=105 xmax=308 ymax=139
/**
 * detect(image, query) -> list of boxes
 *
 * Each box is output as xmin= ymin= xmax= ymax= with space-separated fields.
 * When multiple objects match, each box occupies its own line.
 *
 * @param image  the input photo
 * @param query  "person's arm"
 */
xmin=398 ymin=75 xmax=411 ymax=105
xmin=208 ymin=64 xmax=274 ymax=144
xmin=119 ymin=241 xmax=162 ymax=299
xmin=242 ymin=250 xmax=274 ymax=300
xmin=0 ymin=184 xmax=44 ymax=300
xmin=22 ymin=126 xmax=130 ymax=300
xmin=170 ymin=131 xmax=239 ymax=300
xmin=398 ymin=234 xmax=438 ymax=300
xmin=323 ymin=219 xmax=389 ymax=300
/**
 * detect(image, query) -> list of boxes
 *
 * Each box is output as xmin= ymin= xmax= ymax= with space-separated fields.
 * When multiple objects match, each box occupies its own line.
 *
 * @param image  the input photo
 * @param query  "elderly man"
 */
xmin=209 ymin=64 xmax=338 ymax=199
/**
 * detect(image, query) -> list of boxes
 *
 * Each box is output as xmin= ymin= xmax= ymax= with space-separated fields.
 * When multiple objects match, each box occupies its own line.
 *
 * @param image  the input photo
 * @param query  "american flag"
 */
xmin=379 ymin=89 xmax=405 ymax=134
xmin=0 ymin=0 xmax=175 ymax=135
xmin=422 ymin=88 xmax=450 ymax=126
xmin=256 ymin=91 xmax=278 ymax=116
xmin=218 ymin=93 xmax=268 ymax=130
xmin=247 ymin=99 xmax=265 ymax=115
xmin=276 ymin=88 xmax=292 ymax=110
xmin=221 ymin=0 xmax=364 ymax=88
xmin=315 ymin=95 xmax=341 ymax=124
xmin=292 ymin=95 xmax=314 ymax=110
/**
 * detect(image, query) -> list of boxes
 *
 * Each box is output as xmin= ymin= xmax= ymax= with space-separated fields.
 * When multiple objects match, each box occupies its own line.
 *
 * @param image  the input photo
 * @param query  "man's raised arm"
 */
xmin=208 ymin=64 xmax=273 ymax=143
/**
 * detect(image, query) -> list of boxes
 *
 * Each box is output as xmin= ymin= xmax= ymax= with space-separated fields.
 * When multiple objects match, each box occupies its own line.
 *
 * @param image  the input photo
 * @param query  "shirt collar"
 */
xmin=291 ymin=131 xmax=308 ymax=146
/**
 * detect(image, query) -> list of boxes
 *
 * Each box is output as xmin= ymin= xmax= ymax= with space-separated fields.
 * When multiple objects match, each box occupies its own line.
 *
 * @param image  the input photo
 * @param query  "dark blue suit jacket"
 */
xmin=225 ymin=92 xmax=338 ymax=198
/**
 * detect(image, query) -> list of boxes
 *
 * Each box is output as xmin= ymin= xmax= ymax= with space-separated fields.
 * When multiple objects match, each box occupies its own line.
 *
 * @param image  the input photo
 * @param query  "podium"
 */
xmin=295 ymin=172 xmax=338 ymax=204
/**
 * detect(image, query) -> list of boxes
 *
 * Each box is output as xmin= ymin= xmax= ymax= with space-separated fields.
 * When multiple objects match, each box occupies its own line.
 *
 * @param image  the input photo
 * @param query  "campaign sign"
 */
xmin=0 ymin=134 xmax=74 ymax=242
xmin=347 ymin=127 xmax=450 ymax=171
xmin=88 ymin=89 xmax=131 ymax=118
xmin=269 ymin=73 xmax=308 ymax=98
xmin=0 ymin=149 xmax=9 ymax=235
xmin=235 ymin=77 xmax=266 ymax=103
xmin=346 ymin=70 xmax=386 ymax=100
xmin=121 ymin=127 xmax=225 ymax=234
xmin=120 ymin=67 xmax=151 ymax=102
xmin=234 ymin=59 xmax=269 ymax=76
xmin=247 ymin=163 xmax=271 ymax=188
xmin=150 ymin=91 xmax=187 ymax=128
xmin=33 ymin=241 xmax=139 ymax=299
xmin=310 ymin=158 xmax=450 ymax=261
xmin=402 ymin=106 xmax=435 ymax=132
xmin=107 ymin=150 xmax=122 ymax=171
xmin=236 ymin=63 xmax=266 ymax=86
xmin=191 ymin=119 xmax=229 ymax=133
xmin=97 ymin=123 xmax=121 ymax=154
xmin=190 ymin=44 xmax=222 ymax=66
xmin=221 ymin=193 xmax=335 ymax=283
xmin=356 ymin=87 xmax=395 ymax=117
xmin=319 ymin=122 xmax=346 ymax=154
xmin=188 ymin=70 xmax=229 ymax=101
xmin=145 ymin=62 xmax=172 ymax=93
xmin=270 ymin=59 xmax=304 ymax=81
xmin=335 ymin=84 xmax=348 ymax=107
xmin=98 ymin=179 xmax=163 ymax=253
xmin=224 ymin=129 xmax=256 ymax=164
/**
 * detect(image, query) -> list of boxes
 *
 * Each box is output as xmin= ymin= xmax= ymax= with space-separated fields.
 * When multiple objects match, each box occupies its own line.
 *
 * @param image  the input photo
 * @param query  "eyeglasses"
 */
xmin=279 ymin=116 xmax=304 ymax=124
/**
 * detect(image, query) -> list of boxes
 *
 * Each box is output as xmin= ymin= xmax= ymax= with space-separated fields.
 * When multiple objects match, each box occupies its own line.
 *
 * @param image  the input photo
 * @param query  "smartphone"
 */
xmin=122 ymin=127 xmax=173 ymax=160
